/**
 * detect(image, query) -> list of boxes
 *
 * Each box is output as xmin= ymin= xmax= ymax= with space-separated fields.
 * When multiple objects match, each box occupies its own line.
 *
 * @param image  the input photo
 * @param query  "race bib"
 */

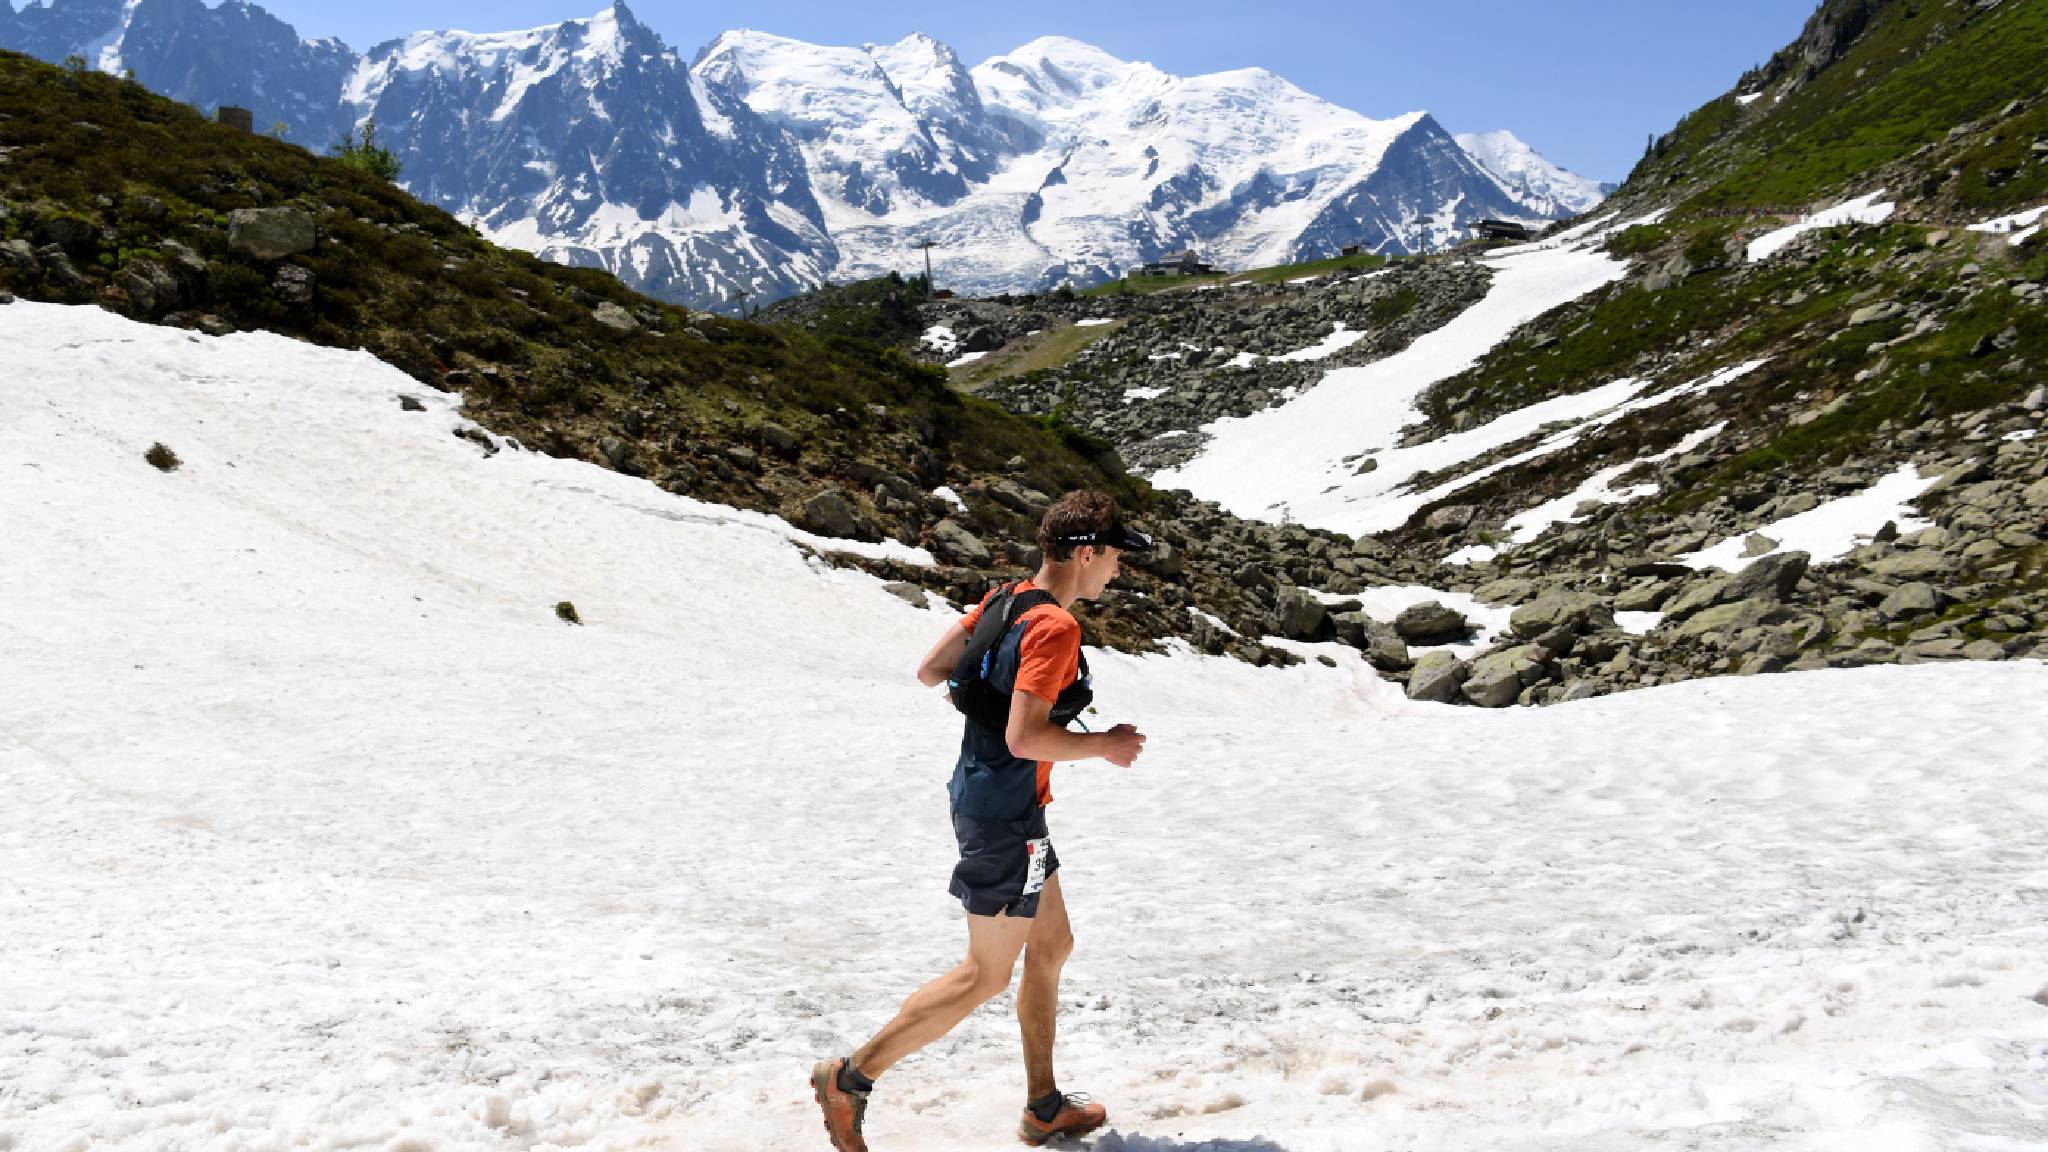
xmin=1022 ymin=836 xmax=1051 ymax=896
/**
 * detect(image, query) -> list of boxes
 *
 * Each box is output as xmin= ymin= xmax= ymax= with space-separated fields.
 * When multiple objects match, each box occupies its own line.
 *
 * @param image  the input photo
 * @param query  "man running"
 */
xmin=813 ymin=489 xmax=1150 ymax=1149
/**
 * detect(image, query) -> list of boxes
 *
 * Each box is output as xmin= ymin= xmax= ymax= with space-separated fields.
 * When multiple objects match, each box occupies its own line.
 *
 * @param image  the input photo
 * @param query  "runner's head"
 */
xmin=1038 ymin=490 xmax=1150 ymax=599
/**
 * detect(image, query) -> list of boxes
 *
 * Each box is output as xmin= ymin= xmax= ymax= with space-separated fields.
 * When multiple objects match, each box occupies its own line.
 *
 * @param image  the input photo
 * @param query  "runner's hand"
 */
xmin=1099 ymin=723 xmax=1146 ymax=767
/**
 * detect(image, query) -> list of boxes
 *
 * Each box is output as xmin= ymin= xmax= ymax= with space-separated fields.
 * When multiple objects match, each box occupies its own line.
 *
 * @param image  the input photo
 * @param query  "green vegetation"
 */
xmin=952 ymin=322 xmax=1119 ymax=390
xmin=333 ymin=116 xmax=401 ymax=183
xmin=763 ymin=271 xmax=931 ymax=344
xmin=1629 ymin=0 xmax=2048 ymax=212
xmin=0 ymin=49 xmax=1146 ymax=519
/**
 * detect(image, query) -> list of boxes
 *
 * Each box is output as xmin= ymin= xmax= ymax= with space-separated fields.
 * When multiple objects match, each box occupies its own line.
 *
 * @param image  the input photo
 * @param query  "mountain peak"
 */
xmin=1454 ymin=128 xmax=1607 ymax=215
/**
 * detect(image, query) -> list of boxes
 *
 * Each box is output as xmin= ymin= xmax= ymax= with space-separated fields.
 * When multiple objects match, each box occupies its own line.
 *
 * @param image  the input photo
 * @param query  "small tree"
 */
xmin=268 ymin=120 xmax=290 ymax=139
xmin=334 ymin=116 xmax=402 ymax=182
xmin=62 ymin=54 xmax=88 ymax=74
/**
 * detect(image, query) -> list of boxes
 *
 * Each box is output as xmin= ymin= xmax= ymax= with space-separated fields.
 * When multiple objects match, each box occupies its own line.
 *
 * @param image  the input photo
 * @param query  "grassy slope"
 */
xmin=1640 ymin=0 xmax=2048 ymax=213
xmin=0 ymin=52 xmax=1143 ymax=518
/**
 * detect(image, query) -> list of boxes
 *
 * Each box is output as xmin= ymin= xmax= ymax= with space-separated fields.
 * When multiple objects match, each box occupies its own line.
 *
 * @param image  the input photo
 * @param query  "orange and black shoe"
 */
xmin=1017 ymin=1091 xmax=1106 ymax=1145
xmin=810 ymin=1058 xmax=870 ymax=1152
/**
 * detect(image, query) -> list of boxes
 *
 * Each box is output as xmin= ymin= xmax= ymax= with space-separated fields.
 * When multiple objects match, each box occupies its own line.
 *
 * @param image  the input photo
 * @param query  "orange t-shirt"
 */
xmin=959 ymin=581 xmax=1081 ymax=806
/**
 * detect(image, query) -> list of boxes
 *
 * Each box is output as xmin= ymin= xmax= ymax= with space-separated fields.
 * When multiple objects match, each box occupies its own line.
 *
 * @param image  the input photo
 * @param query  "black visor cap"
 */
xmin=1052 ymin=524 xmax=1153 ymax=552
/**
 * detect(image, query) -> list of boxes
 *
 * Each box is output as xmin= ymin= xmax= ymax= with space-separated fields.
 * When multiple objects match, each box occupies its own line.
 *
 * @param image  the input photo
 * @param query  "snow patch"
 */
xmin=1746 ymin=192 xmax=1896 ymax=263
xmin=1681 ymin=464 xmax=1936 ymax=571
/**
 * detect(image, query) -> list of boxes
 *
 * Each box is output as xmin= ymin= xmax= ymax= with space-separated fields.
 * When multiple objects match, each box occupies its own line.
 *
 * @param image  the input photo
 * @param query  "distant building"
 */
xmin=1136 ymin=249 xmax=1217 ymax=277
xmin=216 ymin=105 xmax=254 ymax=133
xmin=1340 ymin=244 xmax=1363 ymax=257
xmin=1470 ymin=219 xmax=1535 ymax=243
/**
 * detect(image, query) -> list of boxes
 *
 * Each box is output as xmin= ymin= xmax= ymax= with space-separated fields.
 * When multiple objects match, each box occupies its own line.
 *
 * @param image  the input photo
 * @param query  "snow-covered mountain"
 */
xmin=0 ymin=0 xmax=1607 ymax=309
xmin=341 ymin=7 xmax=832 ymax=307
xmin=1455 ymin=129 xmax=1612 ymax=217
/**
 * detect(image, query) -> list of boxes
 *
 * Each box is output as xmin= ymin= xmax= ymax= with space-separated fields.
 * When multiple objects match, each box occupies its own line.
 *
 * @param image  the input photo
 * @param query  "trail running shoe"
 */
xmin=810 ymin=1058 xmax=870 ymax=1152
xmin=1017 ymin=1091 xmax=1106 ymax=1145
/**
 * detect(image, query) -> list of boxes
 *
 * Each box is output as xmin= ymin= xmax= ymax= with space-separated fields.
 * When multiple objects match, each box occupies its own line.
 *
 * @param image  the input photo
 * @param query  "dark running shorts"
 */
xmin=948 ymin=807 xmax=1060 ymax=918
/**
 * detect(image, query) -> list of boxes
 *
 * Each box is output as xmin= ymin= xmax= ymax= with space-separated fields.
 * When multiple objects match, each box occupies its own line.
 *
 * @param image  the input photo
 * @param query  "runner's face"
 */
xmin=1085 ymin=546 xmax=1121 ymax=596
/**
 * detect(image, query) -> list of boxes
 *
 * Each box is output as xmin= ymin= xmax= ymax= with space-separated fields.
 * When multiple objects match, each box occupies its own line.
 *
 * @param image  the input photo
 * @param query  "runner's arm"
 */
xmin=916 ymin=625 xmax=972 ymax=688
xmin=1006 ymin=692 xmax=1144 ymax=766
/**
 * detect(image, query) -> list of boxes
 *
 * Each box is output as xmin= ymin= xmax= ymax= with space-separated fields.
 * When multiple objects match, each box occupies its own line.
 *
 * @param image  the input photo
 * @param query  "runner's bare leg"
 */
xmin=853 ymin=910 xmax=1032 ymax=1077
xmin=1017 ymin=872 xmax=1073 ymax=1101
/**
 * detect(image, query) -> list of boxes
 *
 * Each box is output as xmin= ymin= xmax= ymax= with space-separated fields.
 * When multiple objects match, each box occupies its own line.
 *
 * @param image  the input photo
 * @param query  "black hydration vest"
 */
xmin=949 ymin=584 xmax=1093 ymax=735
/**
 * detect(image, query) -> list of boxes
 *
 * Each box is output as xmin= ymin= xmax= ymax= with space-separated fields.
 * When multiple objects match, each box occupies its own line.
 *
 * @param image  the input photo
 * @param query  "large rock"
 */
xmin=118 ymin=258 xmax=180 ymax=313
xmin=986 ymin=478 xmax=1052 ymax=518
xmin=1461 ymin=645 xmax=1550 ymax=708
xmin=1405 ymin=652 xmax=1470 ymax=703
xmin=1879 ymin=582 xmax=1944 ymax=620
xmin=1332 ymin=611 xmax=1412 ymax=670
xmin=271 ymin=263 xmax=315 ymax=306
xmin=1394 ymin=601 xmax=1469 ymax=644
xmin=227 ymin=207 xmax=316 ymax=260
xmin=1273 ymin=586 xmax=1330 ymax=642
xmin=592 ymin=301 xmax=639 ymax=331
xmin=931 ymin=519 xmax=992 ymax=567
xmin=1509 ymin=590 xmax=1615 ymax=639
xmin=795 ymin=486 xmax=866 ymax=539
xmin=1473 ymin=577 xmax=1538 ymax=605
xmin=1425 ymin=505 xmax=1479 ymax=534
xmin=1663 ymin=575 xmax=1732 ymax=620
xmin=1867 ymin=551 xmax=1958 ymax=580
xmin=1722 ymin=551 xmax=1810 ymax=603
xmin=0 ymin=238 xmax=39 ymax=273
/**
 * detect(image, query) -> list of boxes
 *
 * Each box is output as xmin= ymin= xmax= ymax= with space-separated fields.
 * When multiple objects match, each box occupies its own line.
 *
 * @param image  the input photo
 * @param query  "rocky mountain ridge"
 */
xmin=0 ymin=0 xmax=1605 ymax=310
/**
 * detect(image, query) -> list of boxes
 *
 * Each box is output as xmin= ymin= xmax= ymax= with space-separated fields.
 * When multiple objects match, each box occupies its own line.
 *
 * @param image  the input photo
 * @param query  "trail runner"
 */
xmin=812 ymin=490 xmax=1151 ymax=1149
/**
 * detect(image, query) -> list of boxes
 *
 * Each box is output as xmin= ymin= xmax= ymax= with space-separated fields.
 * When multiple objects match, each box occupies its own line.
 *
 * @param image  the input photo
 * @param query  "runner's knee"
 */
xmin=1027 ymin=929 xmax=1074 ymax=968
xmin=954 ymin=959 xmax=1013 ymax=1002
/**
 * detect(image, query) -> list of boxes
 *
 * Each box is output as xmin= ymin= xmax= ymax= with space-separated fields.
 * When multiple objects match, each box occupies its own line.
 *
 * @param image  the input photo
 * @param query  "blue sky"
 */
xmin=246 ymin=0 xmax=1817 ymax=182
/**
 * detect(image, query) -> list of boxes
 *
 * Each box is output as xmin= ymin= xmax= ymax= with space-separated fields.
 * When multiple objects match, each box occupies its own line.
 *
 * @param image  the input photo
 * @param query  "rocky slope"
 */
xmin=0 ymin=0 xmax=1603 ymax=310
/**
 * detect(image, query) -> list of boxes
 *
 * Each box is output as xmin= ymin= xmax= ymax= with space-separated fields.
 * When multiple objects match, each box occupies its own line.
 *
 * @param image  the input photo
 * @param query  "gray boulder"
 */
xmin=1462 ymin=645 xmax=1551 ymax=708
xmin=1848 ymin=301 xmax=1904 ymax=326
xmin=1273 ymin=586 xmax=1330 ymax=641
xmin=882 ymin=582 xmax=927 ymax=608
xmin=1394 ymin=601 xmax=1469 ymax=644
xmin=1868 ymin=551 xmax=1958 ymax=580
xmin=1472 ymin=577 xmax=1538 ymax=605
xmin=986 ymin=478 xmax=1053 ymax=518
xmin=1722 ymin=551 xmax=1810 ymax=603
xmin=1878 ymin=582 xmax=1944 ymax=620
xmin=1406 ymin=652 xmax=1470 ymax=703
xmin=271 ymin=263 xmax=315 ymax=306
xmin=796 ymin=486 xmax=866 ymax=539
xmin=592 ymin=301 xmax=639 ymax=331
xmin=1425 ymin=505 xmax=1479 ymax=534
xmin=118 ymin=258 xmax=181 ymax=313
xmin=753 ymin=422 xmax=799 ymax=453
xmin=931 ymin=519 xmax=992 ymax=567
xmin=1663 ymin=575 xmax=1731 ymax=620
xmin=1509 ymin=590 xmax=1615 ymax=639
xmin=0 ymin=238 xmax=39 ymax=273
xmin=227 ymin=207 xmax=316 ymax=260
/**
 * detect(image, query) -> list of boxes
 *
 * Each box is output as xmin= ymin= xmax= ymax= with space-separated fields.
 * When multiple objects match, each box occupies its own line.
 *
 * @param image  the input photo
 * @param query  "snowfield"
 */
xmin=4 ymin=302 xmax=2048 ymax=1151
xmin=1152 ymin=221 xmax=1642 ymax=534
